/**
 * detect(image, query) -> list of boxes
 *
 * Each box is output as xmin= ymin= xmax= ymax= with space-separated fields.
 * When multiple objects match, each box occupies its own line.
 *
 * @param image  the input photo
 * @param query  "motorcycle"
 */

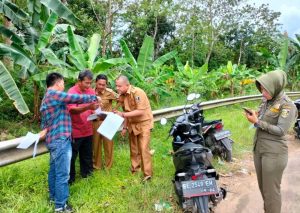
xmin=202 ymin=119 xmax=233 ymax=162
xmin=294 ymin=99 xmax=300 ymax=139
xmin=170 ymin=93 xmax=233 ymax=162
xmin=161 ymin=93 xmax=226 ymax=213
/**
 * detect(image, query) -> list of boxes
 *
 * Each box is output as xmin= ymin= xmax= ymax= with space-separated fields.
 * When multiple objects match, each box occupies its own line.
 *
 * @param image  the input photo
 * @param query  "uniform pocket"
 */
xmin=265 ymin=110 xmax=279 ymax=118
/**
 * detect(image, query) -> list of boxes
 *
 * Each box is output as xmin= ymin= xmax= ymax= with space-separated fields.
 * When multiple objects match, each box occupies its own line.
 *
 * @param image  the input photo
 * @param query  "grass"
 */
xmin=0 ymin=103 xmax=259 ymax=213
xmin=0 ymin=118 xmax=40 ymax=141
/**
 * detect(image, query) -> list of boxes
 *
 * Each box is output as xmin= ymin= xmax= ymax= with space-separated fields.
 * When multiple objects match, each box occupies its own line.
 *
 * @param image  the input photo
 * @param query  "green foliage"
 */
xmin=0 ymin=61 xmax=29 ymax=114
xmin=0 ymin=0 xmax=81 ymax=114
xmin=120 ymin=35 xmax=177 ymax=103
xmin=175 ymin=61 xmax=209 ymax=94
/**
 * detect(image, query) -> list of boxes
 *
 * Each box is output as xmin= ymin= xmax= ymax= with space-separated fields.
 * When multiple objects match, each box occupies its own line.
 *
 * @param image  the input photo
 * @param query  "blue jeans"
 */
xmin=46 ymin=137 xmax=72 ymax=209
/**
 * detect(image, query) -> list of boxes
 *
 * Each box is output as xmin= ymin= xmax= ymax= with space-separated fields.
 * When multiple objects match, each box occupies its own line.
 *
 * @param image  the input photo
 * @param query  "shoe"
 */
xmin=49 ymin=198 xmax=54 ymax=205
xmin=141 ymin=176 xmax=152 ymax=183
xmin=55 ymin=203 xmax=73 ymax=212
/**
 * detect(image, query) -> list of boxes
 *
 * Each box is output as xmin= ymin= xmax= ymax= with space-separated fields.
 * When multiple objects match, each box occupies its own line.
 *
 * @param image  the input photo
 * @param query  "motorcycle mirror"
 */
xmin=195 ymin=94 xmax=200 ymax=99
xmin=160 ymin=117 xmax=168 ymax=125
xmin=187 ymin=93 xmax=196 ymax=101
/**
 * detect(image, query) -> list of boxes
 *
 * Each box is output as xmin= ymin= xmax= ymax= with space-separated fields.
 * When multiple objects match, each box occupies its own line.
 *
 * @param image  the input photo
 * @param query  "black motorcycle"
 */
xmin=172 ymin=94 xmax=233 ymax=162
xmin=202 ymin=119 xmax=233 ymax=162
xmin=294 ymin=99 xmax=300 ymax=138
xmin=161 ymin=94 xmax=226 ymax=213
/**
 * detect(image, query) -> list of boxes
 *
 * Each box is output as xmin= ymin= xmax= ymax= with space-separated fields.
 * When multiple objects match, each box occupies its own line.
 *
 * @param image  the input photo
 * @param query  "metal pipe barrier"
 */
xmin=1 ymin=92 xmax=300 ymax=167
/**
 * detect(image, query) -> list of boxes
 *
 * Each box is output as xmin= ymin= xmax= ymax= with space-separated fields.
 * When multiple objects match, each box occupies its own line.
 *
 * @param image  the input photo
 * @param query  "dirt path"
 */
xmin=215 ymin=135 xmax=300 ymax=213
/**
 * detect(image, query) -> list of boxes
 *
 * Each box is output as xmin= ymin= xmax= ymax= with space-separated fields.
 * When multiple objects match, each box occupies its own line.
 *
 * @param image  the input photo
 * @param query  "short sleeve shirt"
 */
xmin=96 ymin=88 xmax=118 ymax=112
xmin=68 ymin=84 xmax=96 ymax=138
xmin=118 ymin=85 xmax=153 ymax=135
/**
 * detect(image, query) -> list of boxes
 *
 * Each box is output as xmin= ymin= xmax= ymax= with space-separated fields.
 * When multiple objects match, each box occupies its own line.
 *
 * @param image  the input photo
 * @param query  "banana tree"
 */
xmin=174 ymin=60 xmax=209 ymax=95
xmin=0 ymin=0 xmax=80 ymax=117
xmin=213 ymin=61 xmax=259 ymax=96
xmin=120 ymin=35 xmax=177 ymax=102
xmin=62 ymin=26 xmax=129 ymax=85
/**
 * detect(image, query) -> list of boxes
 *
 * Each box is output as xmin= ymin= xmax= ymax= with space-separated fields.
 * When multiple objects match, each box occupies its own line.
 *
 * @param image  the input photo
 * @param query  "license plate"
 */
xmin=181 ymin=178 xmax=218 ymax=198
xmin=214 ymin=130 xmax=231 ymax=140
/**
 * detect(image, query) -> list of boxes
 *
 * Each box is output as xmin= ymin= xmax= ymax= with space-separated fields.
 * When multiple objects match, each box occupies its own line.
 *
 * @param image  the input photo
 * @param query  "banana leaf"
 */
xmin=19 ymin=66 xmax=28 ymax=80
xmin=32 ymin=68 xmax=79 ymax=82
xmin=54 ymin=24 xmax=75 ymax=34
xmin=101 ymin=68 xmax=121 ymax=85
xmin=277 ymin=35 xmax=289 ymax=71
xmin=40 ymin=0 xmax=81 ymax=26
xmin=93 ymin=58 xmax=128 ymax=72
xmin=40 ymin=4 xmax=49 ymax=23
xmin=0 ymin=0 xmax=28 ymax=27
xmin=0 ymin=24 xmax=24 ymax=45
xmin=67 ymin=26 xmax=87 ymax=70
xmin=153 ymin=50 xmax=177 ymax=68
xmin=22 ymin=22 xmax=39 ymax=53
xmin=51 ymin=33 xmax=87 ymax=48
xmin=0 ymin=61 xmax=29 ymax=114
xmin=120 ymin=39 xmax=137 ymax=67
xmin=87 ymin=33 xmax=101 ymax=69
xmin=137 ymin=35 xmax=154 ymax=75
xmin=175 ymin=55 xmax=184 ymax=72
xmin=0 ymin=43 xmax=36 ymax=73
xmin=27 ymin=0 xmax=41 ymax=27
xmin=37 ymin=12 xmax=58 ymax=51
xmin=40 ymin=48 xmax=70 ymax=68
xmin=67 ymin=55 xmax=85 ymax=71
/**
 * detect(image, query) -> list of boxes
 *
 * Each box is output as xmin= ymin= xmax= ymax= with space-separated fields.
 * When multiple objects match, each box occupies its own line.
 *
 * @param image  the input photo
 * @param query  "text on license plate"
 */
xmin=214 ymin=130 xmax=231 ymax=140
xmin=181 ymin=178 xmax=218 ymax=198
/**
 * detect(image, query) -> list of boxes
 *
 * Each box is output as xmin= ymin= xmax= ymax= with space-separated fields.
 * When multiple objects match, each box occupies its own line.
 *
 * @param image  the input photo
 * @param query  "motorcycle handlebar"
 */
xmin=188 ymin=108 xmax=201 ymax=119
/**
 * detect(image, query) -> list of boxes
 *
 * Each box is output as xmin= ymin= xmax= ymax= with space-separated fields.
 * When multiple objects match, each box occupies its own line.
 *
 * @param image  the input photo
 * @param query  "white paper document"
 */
xmin=17 ymin=132 xmax=40 ymax=157
xmin=97 ymin=112 xmax=124 ymax=140
xmin=87 ymin=108 xmax=110 ymax=121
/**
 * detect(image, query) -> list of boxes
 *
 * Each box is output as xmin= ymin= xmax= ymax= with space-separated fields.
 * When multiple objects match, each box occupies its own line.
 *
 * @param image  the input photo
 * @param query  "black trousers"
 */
xmin=69 ymin=135 xmax=93 ymax=182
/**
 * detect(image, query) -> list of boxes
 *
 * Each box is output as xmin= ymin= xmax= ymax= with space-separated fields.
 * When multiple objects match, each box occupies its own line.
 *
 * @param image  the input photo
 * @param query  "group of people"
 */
xmin=40 ymin=70 xmax=153 ymax=212
xmin=40 ymin=69 xmax=296 ymax=213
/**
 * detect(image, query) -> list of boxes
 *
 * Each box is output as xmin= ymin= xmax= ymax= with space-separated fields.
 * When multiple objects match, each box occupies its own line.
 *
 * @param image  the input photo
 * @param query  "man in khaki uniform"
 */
xmin=93 ymin=74 xmax=118 ymax=169
xmin=114 ymin=75 xmax=153 ymax=182
xmin=245 ymin=70 xmax=297 ymax=213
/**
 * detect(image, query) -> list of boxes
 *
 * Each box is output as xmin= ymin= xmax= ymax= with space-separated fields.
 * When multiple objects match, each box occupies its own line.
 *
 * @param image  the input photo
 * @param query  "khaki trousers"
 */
xmin=254 ymin=150 xmax=288 ymax=213
xmin=129 ymin=130 xmax=152 ymax=177
xmin=93 ymin=120 xmax=114 ymax=169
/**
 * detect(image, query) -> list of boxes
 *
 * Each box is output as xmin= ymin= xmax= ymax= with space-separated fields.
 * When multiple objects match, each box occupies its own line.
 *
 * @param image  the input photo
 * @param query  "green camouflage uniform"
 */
xmin=254 ymin=70 xmax=297 ymax=213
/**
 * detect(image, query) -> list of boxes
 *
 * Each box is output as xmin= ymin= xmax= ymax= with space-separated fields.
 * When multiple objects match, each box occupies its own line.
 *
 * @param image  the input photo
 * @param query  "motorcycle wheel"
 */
xmin=192 ymin=196 xmax=209 ymax=213
xmin=221 ymin=148 xmax=232 ymax=162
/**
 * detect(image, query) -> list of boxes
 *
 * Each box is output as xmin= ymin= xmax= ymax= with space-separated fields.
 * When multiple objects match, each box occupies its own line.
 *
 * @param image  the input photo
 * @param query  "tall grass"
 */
xmin=0 ymin=103 xmax=259 ymax=212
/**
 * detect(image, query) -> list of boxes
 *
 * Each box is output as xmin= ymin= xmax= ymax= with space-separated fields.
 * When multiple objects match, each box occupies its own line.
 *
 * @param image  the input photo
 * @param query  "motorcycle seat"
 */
xmin=203 ymin=119 xmax=222 ymax=126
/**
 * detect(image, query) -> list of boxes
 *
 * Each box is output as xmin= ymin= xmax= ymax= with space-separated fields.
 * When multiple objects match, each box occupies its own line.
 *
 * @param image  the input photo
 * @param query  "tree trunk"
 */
xmin=205 ymin=40 xmax=215 ymax=65
xmin=153 ymin=16 xmax=158 ymax=58
xmin=230 ymin=80 xmax=234 ymax=96
xmin=102 ymin=0 xmax=112 ymax=57
xmin=191 ymin=31 xmax=195 ymax=68
xmin=238 ymin=39 xmax=243 ymax=65
xmin=32 ymin=81 xmax=41 ymax=122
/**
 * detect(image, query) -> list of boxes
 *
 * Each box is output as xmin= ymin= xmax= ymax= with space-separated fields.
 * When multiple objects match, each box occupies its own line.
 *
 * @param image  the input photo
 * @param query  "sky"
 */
xmin=249 ymin=0 xmax=300 ymax=38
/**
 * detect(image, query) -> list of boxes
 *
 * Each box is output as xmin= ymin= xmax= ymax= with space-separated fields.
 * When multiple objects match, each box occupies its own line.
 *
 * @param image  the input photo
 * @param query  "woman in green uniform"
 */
xmin=245 ymin=70 xmax=297 ymax=213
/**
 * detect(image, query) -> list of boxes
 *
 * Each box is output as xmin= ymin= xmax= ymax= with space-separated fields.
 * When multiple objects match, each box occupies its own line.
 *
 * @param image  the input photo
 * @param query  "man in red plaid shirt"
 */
xmin=40 ymin=72 xmax=99 ymax=212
